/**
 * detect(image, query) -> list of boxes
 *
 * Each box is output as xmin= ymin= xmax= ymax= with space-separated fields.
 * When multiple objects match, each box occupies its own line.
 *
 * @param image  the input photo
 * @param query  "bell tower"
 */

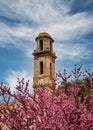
xmin=32 ymin=32 xmax=57 ymax=89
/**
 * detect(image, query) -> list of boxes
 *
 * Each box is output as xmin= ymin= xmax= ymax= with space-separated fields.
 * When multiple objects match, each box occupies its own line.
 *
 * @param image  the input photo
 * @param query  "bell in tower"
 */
xmin=32 ymin=32 xmax=57 ymax=90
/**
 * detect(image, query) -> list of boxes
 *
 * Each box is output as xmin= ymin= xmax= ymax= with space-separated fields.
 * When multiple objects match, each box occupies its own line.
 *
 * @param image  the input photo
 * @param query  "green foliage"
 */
xmin=56 ymin=65 xmax=93 ymax=102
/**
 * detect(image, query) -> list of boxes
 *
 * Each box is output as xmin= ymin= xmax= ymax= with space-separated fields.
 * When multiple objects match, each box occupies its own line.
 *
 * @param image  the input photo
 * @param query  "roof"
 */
xmin=35 ymin=32 xmax=54 ymax=42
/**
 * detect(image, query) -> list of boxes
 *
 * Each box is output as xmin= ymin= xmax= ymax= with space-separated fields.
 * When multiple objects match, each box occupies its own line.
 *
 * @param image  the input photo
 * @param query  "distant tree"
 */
xmin=0 ymin=66 xmax=93 ymax=130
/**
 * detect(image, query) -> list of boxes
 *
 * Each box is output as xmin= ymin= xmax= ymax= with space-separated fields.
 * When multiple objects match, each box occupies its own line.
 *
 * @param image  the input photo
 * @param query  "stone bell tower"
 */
xmin=32 ymin=32 xmax=57 ymax=89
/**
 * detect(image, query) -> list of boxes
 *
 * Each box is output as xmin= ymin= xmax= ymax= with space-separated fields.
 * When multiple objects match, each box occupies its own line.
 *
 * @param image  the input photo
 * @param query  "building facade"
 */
xmin=32 ymin=32 xmax=57 ymax=89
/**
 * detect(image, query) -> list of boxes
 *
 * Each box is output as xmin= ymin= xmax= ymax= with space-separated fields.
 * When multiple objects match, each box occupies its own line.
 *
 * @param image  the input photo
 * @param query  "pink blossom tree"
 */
xmin=0 ymin=66 xmax=93 ymax=130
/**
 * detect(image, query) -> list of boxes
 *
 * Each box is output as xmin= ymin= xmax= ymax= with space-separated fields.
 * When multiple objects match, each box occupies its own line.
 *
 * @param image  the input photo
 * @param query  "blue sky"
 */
xmin=0 ymin=0 xmax=93 ymax=92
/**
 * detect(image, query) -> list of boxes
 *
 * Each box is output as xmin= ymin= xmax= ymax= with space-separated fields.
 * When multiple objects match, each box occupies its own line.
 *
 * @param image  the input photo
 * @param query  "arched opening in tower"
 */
xmin=39 ymin=39 xmax=43 ymax=51
xmin=40 ymin=61 xmax=43 ymax=74
xmin=50 ymin=41 xmax=52 ymax=52
xmin=50 ymin=63 xmax=52 ymax=77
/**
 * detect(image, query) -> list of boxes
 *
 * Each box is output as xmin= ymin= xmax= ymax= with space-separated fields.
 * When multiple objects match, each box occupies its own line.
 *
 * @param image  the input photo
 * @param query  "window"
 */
xmin=40 ymin=61 xmax=43 ymax=74
xmin=50 ymin=42 xmax=52 ymax=51
xmin=50 ymin=63 xmax=52 ymax=76
xmin=40 ymin=39 xmax=43 ymax=50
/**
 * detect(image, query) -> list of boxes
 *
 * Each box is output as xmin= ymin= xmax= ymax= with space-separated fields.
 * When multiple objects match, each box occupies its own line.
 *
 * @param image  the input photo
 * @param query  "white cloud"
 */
xmin=0 ymin=0 xmax=93 ymax=60
xmin=45 ymin=12 xmax=93 ymax=41
xmin=5 ymin=70 xmax=33 ymax=93
xmin=54 ymin=43 xmax=91 ymax=61
xmin=0 ymin=12 xmax=93 ymax=44
xmin=0 ymin=0 xmax=69 ymax=23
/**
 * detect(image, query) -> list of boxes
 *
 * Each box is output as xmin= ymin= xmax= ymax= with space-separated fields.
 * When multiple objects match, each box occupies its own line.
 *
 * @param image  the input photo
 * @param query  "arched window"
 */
xmin=50 ymin=63 xmax=52 ymax=76
xmin=40 ymin=61 xmax=43 ymax=74
xmin=39 ymin=39 xmax=43 ymax=51
xmin=50 ymin=41 xmax=52 ymax=51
